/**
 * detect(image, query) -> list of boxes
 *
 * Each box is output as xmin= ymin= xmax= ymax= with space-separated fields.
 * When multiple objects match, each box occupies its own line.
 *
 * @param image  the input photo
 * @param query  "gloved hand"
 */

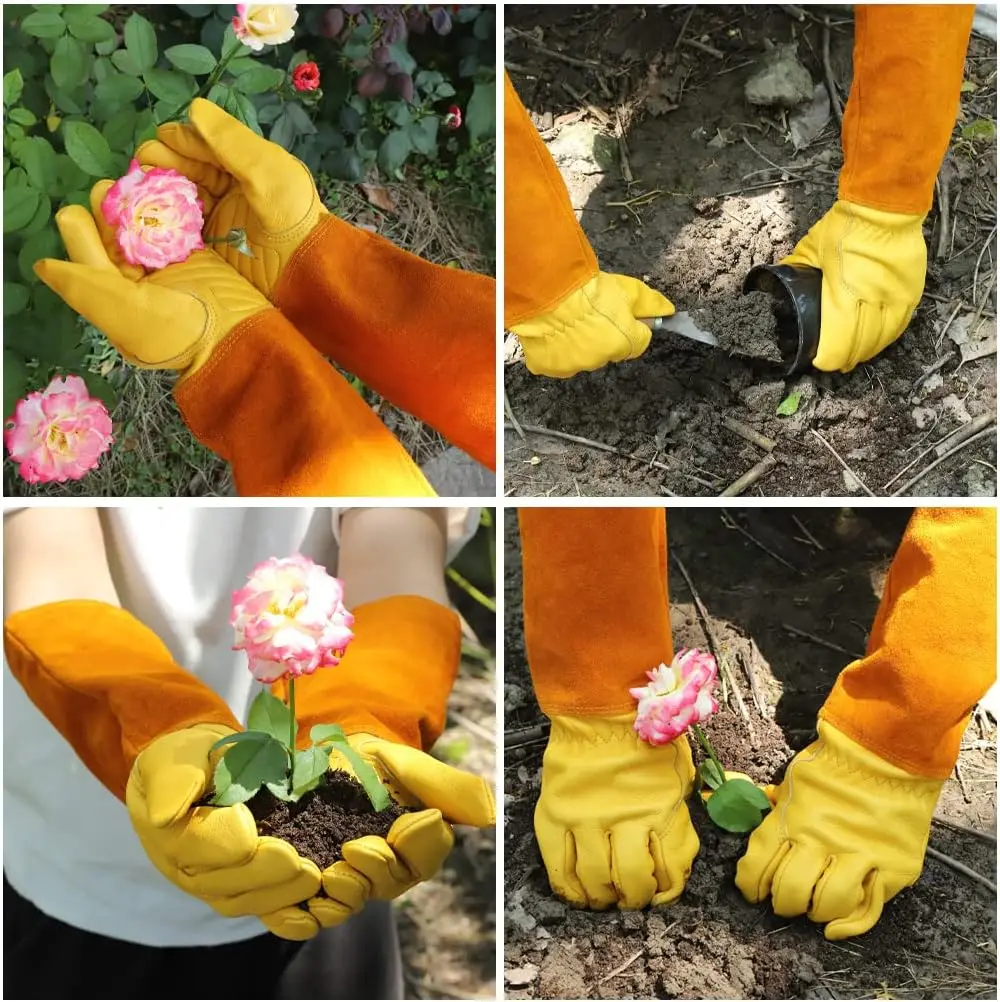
xmin=509 ymin=272 xmax=675 ymax=378
xmin=781 ymin=200 xmax=927 ymax=372
xmin=125 ymin=723 xmax=323 ymax=941
xmin=735 ymin=720 xmax=943 ymax=940
xmin=300 ymin=732 xmax=496 ymax=935
xmin=136 ymin=98 xmax=325 ymax=298
xmin=535 ymin=713 xmax=699 ymax=909
xmin=34 ymin=184 xmax=270 ymax=376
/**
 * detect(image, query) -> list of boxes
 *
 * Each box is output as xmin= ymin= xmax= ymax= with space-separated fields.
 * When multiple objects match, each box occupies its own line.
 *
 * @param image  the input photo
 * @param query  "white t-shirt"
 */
xmin=3 ymin=505 xmax=477 ymax=947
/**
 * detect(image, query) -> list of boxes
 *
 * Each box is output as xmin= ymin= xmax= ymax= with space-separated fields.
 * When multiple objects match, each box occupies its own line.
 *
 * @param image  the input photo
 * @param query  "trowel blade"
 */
xmin=647 ymin=311 xmax=719 ymax=347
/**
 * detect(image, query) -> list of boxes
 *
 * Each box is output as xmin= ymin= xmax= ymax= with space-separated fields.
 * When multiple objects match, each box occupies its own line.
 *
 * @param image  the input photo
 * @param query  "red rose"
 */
xmin=292 ymin=62 xmax=321 ymax=93
xmin=444 ymin=104 xmax=462 ymax=129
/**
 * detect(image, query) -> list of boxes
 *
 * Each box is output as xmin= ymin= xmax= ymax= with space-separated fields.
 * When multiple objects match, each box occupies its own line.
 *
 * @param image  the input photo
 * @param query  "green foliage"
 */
xmin=705 ymin=778 xmax=773 ymax=833
xmin=698 ymin=758 xmax=725 ymax=791
xmin=776 ymin=390 xmax=802 ymax=416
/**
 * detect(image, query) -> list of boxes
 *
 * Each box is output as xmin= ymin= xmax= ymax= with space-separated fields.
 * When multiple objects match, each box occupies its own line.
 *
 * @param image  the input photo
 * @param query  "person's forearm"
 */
xmin=4 ymin=508 xmax=120 ymax=616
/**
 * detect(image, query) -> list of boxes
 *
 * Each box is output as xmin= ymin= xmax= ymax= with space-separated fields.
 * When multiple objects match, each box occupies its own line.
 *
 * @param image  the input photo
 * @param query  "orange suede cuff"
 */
xmin=520 ymin=508 xmax=671 ymax=716
xmin=840 ymin=5 xmax=974 ymax=214
xmin=273 ymin=595 xmax=461 ymax=752
xmin=503 ymin=71 xmax=599 ymax=327
xmin=820 ymin=508 xmax=997 ymax=780
xmin=273 ymin=215 xmax=496 ymax=471
xmin=174 ymin=307 xmax=435 ymax=498
xmin=2 ymin=601 xmax=241 ymax=802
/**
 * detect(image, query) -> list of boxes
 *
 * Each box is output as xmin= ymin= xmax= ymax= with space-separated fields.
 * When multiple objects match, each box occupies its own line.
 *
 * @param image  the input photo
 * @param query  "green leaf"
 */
xmin=960 ymin=119 xmax=996 ymax=142
xmin=465 ymin=79 xmax=495 ymax=142
xmin=705 ymin=778 xmax=772 ymax=833
xmin=143 ymin=68 xmax=197 ymax=105
xmin=165 ymin=44 xmax=217 ymax=75
xmin=18 ymin=227 xmax=62 ymax=284
xmin=62 ymin=120 xmax=116 ymax=176
xmin=4 ymin=351 xmax=29 ymax=421
xmin=53 ymin=153 xmax=90 ymax=194
xmin=111 ymin=49 xmax=144 ymax=77
xmin=9 ymin=107 xmax=36 ymax=127
xmin=960 ymin=80 xmax=977 ymax=94
xmin=284 ymin=102 xmax=316 ymax=135
xmin=3 ymin=186 xmax=41 ymax=233
xmin=328 ymin=737 xmax=391 ymax=812
xmin=133 ymin=109 xmax=157 ymax=146
xmin=21 ymin=10 xmax=67 ymax=38
xmin=80 ymin=371 xmax=117 ymax=410
xmin=50 ymin=35 xmax=89 ymax=91
xmin=178 ymin=4 xmax=215 ymax=17
xmin=95 ymin=73 xmax=144 ymax=108
xmin=246 ymin=689 xmax=295 ymax=746
xmin=699 ymin=758 xmax=725 ymax=791
xmin=20 ymin=191 xmax=52 ymax=235
xmin=123 ymin=13 xmax=157 ymax=72
xmin=10 ymin=137 xmax=58 ymax=193
xmin=270 ymin=110 xmax=296 ymax=150
xmin=776 ymin=391 xmax=802 ymax=416
xmin=310 ymin=723 xmax=346 ymax=744
xmin=65 ymin=10 xmax=115 ymax=44
xmin=102 ymin=106 xmax=138 ymax=151
xmin=208 ymin=729 xmax=275 ymax=753
xmin=4 ymin=282 xmax=31 ymax=316
xmin=212 ymin=735 xmax=289 ymax=806
xmin=4 ymin=69 xmax=24 ymax=107
xmin=292 ymin=747 xmax=330 ymax=798
xmin=409 ymin=116 xmax=438 ymax=156
xmin=232 ymin=66 xmax=284 ymax=95
xmin=322 ymin=148 xmax=362 ymax=181
xmin=226 ymin=56 xmax=260 ymax=76
xmin=386 ymin=40 xmax=416 ymax=75
xmin=228 ymin=91 xmax=261 ymax=135
xmin=434 ymin=82 xmax=456 ymax=99
xmin=378 ymin=128 xmax=412 ymax=176
xmin=386 ymin=101 xmax=411 ymax=127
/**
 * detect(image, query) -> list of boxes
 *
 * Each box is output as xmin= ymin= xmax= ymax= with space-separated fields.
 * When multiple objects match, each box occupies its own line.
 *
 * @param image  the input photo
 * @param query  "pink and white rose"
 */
xmin=232 ymin=554 xmax=354 ymax=683
xmin=4 ymin=375 xmax=113 ymax=483
xmin=631 ymin=648 xmax=720 ymax=746
xmin=101 ymin=159 xmax=204 ymax=270
xmin=232 ymin=3 xmax=298 ymax=50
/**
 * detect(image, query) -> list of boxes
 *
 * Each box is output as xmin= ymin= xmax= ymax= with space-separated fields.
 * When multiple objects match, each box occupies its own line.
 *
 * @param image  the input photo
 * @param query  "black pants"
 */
xmin=4 ymin=876 xmax=404 ymax=1000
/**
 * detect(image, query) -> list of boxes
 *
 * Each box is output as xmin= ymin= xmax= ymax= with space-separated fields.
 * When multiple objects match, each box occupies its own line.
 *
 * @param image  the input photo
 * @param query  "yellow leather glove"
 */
xmin=535 ymin=714 xmax=699 ymax=909
xmin=735 ymin=720 xmax=943 ymax=940
xmin=510 ymin=272 xmax=675 ymax=378
xmin=298 ymin=733 xmax=496 ymax=934
xmin=34 ymin=183 xmax=269 ymax=375
xmin=136 ymin=97 xmax=325 ymax=298
xmin=782 ymin=200 xmax=927 ymax=372
xmin=125 ymin=724 xmax=323 ymax=941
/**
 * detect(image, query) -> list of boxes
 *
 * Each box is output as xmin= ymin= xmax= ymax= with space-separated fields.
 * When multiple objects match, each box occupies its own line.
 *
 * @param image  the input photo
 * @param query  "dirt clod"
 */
xmin=697 ymin=290 xmax=784 ymax=365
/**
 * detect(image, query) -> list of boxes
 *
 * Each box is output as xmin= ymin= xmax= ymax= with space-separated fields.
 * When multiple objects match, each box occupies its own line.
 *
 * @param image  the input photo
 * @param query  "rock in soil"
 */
xmin=744 ymin=41 xmax=815 ymax=108
xmin=249 ymin=769 xmax=407 ymax=871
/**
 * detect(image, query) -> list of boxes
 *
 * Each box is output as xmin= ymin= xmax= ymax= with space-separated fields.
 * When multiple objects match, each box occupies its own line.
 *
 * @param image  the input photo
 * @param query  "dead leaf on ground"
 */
xmin=359 ymin=183 xmax=396 ymax=213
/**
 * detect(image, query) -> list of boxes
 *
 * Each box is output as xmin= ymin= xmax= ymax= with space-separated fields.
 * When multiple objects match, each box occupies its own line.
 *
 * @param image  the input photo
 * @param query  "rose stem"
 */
xmin=164 ymin=44 xmax=243 ymax=123
xmin=287 ymin=678 xmax=296 ymax=795
xmin=692 ymin=724 xmax=727 ymax=783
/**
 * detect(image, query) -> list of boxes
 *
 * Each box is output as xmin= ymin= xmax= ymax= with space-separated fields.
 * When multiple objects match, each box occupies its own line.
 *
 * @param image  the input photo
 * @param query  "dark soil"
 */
xmin=504 ymin=5 xmax=997 ymax=497
xmin=503 ymin=508 xmax=998 ymax=1000
xmin=249 ymin=770 xmax=407 ymax=871
xmin=695 ymin=290 xmax=784 ymax=365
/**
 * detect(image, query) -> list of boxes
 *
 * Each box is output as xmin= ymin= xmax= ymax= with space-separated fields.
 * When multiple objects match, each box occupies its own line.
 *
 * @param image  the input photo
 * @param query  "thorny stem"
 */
xmin=287 ymin=678 xmax=296 ymax=794
xmin=692 ymin=723 xmax=727 ymax=786
xmin=447 ymin=567 xmax=496 ymax=613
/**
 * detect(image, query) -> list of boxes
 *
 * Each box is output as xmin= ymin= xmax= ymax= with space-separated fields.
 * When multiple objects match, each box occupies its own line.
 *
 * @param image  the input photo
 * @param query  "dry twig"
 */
xmin=723 ymin=416 xmax=776 ymax=452
xmin=810 ymin=429 xmax=876 ymax=496
xmin=884 ymin=413 xmax=995 ymax=489
xmin=598 ymin=949 xmax=645 ymax=984
xmin=682 ymin=37 xmax=723 ymax=59
xmin=890 ymin=424 xmax=996 ymax=496
xmin=932 ymin=815 xmax=997 ymax=844
xmin=782 ymin=623 xmax=864 ymax=660
xmin=791 ymin=514 xmax=825 ymax=551
xmin=822 ymin=16 xmax=844 ymax=125
xmin=508 ymin=28 xmax=604 ymax=72
xmin=719 ymin=453 xmax=778 ymax=497
xmin=721 ymin=511 xmax=799 ymax=573
xmin=743 ymin=641 xmax=769 ymax=717
xmin=503 ymin=388 xmax=525 ymax=441
xmin=924 ymin=845 xmax=997 ymax=894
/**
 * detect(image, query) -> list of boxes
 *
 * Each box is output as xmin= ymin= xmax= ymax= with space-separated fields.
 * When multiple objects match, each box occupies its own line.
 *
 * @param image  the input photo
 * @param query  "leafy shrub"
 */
xmin=3 ymin=2 xmax=494 ymax=426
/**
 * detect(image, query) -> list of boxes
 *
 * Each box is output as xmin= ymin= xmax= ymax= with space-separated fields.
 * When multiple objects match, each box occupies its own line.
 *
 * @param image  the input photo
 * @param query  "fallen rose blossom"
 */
xmin=102 ymin=159 xmax=204 ymax=270
xmin=444 ymin=104 xmax=462 ymax=129
xmin=232 ymin=3 xmax=298 ymax=51
xmin=631 ymin=648 xmax=719 ymax=745
xmin=4 ymin=375 xmax=113 ymax=484
xmin=232 ymin=554 xmax=354 ymax=683
xmin=291 ymin=61 xmax=320 ymax=92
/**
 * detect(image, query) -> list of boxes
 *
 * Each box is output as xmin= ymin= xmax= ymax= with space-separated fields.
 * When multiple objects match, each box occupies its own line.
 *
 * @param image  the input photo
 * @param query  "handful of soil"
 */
xmin=693 ymin=291 xmax=785 ymax=365
xmin=248 ymin=770 xmax=410 ymax=872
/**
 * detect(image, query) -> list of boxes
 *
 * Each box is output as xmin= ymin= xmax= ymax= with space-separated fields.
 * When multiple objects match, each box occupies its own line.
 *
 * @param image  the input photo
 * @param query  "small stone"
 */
xmin=744 ymin=42 xmax=815 ymax=109
xmin=505 ymin=965 xmax=539 ymax=987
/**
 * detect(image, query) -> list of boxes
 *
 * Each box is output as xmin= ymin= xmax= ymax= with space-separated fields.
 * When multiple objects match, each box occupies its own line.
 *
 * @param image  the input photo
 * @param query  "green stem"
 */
xmin=287 ymin=678 xmax=296 ymax=794
xmin=692 ymin=723 xmax=726 ymax=784
xmin=163 ymin=45 xmax=243 ymax=124
xmin=446 ymin=567 xmax=496 ymax=613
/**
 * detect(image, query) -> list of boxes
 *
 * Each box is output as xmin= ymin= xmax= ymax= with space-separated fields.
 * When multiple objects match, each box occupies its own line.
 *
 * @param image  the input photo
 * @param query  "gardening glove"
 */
xmin=138 ymin=99 xmax=496 ymax=470
xmin=126 ymin=723 xmax=323 ymax=940
xmin=536 ymin=713 xmax=698 ymax=909
xmin=780 ymin=201 xmax=926 ymax=372
xmin=34 ymin=185 xmax=434 ymax=497
xmin=510 ymin=271 xmax=674 ymax=378
xmin=270 ymin=595 xmax=496 ymax=933
xmin=735 ymin=721 xmax=943 ymax=940
xmin=738 ymin=508 xmax=996 ymax=940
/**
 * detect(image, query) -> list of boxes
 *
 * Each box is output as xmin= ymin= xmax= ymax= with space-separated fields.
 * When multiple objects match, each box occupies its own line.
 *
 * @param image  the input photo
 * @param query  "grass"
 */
xmin=5 ymin=152 xmax=495 ymax=498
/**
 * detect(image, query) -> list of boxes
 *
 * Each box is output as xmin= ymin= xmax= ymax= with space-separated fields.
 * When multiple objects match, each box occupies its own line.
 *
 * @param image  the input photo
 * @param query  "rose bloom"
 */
xmin=444 ymin=104 xmax=462 ymax=129
xmin=232 ymin=3 xmax=298 ymax=51
xmin=4 ymin=375 xmax=113 ymax=484
xmin=232 ymin=554 xmax=355 ymax=683
xmin=631 ymin=648 xmax=719 ymax=746
xmin=291 ymin=61 xmax=320 ymax=92
xmin=101 ymin=159 xmax=204 ymax=270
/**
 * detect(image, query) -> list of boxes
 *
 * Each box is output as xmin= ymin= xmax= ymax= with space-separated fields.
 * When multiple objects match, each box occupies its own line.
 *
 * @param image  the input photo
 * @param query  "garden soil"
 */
xmin=503 ymin=509 xmax=997 ymax=1000
xmin=504 ymin=5 xmax=997 ymax=497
